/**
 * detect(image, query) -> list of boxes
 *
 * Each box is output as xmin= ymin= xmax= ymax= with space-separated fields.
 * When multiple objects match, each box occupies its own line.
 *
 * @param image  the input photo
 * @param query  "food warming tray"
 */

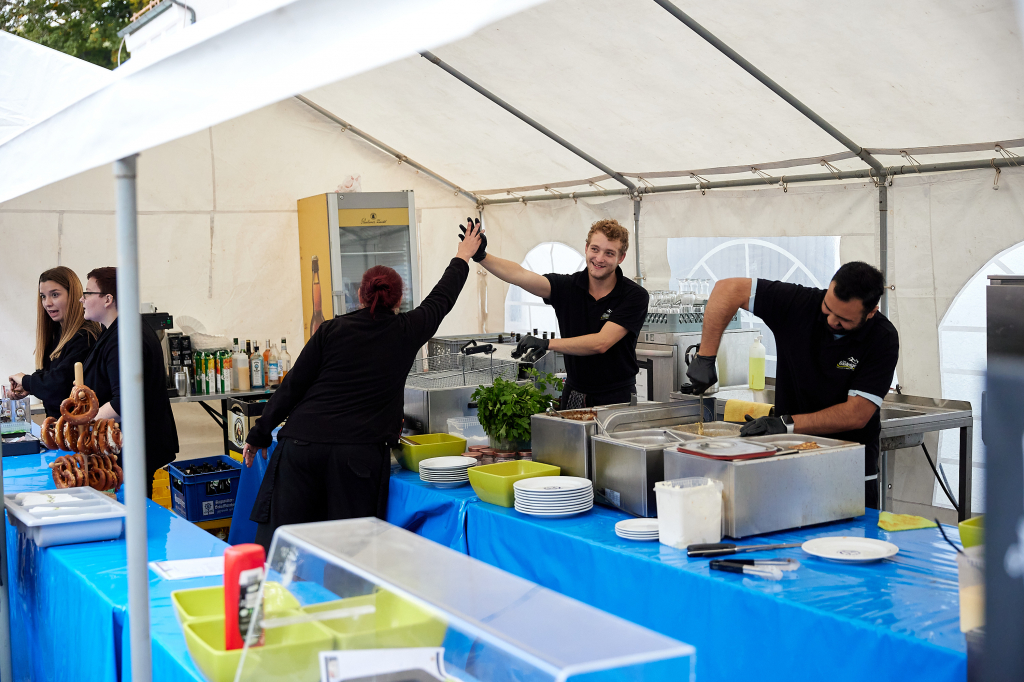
xmin=5 ymin=487 xmax=126 ymax=547
xmin=676 ymin=438 xmax=778 ymax=461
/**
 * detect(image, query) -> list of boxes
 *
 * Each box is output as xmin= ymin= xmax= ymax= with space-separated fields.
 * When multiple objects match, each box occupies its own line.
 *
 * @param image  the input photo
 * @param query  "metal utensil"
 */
xmin=686 ymin=542 xmax=803 ymax=557
xmin=545 ymin=405 xmax=565 ymax=419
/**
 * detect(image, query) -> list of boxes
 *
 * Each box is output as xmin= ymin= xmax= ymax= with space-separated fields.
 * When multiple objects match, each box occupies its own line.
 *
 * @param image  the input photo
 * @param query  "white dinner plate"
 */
xmin=514 ymin=506 xmax=592 ymax=518
xmin=615 ymin=518 xmax=659 ymax=534
xmin=425 ymin=475 xmax=468 ymax=485
xmin=515 ymin=499 xmax=593 ymax=509
xmin=515 ymin=503 xmax=593 ymax=513
xmin=514 ymin=495 xmax=593 ymax=506
xmin=513 ymin=477 xmax=592 ymax=493
xmin=514 ymin=492 xmax=594 ymax=503
xmin=418 ymin=456 xmax=478 ymax=469
xmin=420 ymin=472 xmax=471 ymax=478
xmin=801 ymin=537 xmax=899 ymax=563
xmin=616 ymin=533 xmax=659 ymax=542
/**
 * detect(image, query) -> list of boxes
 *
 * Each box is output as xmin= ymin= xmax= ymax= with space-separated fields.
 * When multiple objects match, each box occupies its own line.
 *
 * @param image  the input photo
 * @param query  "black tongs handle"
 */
xmin=687 ymin=543 xmax=738 ymax=557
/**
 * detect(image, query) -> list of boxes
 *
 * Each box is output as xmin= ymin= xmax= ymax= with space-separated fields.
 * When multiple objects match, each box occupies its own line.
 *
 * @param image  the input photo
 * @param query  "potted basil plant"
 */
xmin=471 ymin=369 xmax=564 ymax=451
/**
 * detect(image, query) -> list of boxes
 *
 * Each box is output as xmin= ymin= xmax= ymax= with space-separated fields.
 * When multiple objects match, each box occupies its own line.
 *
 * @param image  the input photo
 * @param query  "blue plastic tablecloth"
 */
xmin=228 ymin=430 xmax=475 ymax=551
xmin=3 ymin=451 xmax=226 ymax=682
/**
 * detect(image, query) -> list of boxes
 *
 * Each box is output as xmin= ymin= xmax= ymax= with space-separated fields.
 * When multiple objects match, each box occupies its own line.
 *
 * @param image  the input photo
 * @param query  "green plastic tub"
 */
xmin=301 ymin=589 xmax=447 ymax=649
xmin=171 ymin=581 xmax=299 ymax=625
xmin=182 ymin=614 xmax=333 ymax=682
xmin=468 ymin=460 xmax=560 ymax=507
xmin=398 ymin=434 xmax=467 ymax=473
xmin=959 ymin=515 xmax=984 ymax=548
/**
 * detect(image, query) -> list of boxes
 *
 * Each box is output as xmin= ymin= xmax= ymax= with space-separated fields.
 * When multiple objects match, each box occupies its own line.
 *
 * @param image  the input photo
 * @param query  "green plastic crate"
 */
xmin=171 ymin=581 xmax=299 ymax=625
xmin=301 ymin=589 xmax=447 ymax=649
xmin=398 ymin=434 xmax=467 ymax=473
xmin=468 ymin=460 xmax=560 ymax=507
xmin=182 ymin=614 xmax=333 ymax=682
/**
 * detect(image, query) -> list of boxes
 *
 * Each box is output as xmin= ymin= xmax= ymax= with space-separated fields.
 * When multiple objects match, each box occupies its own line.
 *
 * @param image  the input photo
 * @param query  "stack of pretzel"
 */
xmin=43 ymin=384 xmax=124 ymax=491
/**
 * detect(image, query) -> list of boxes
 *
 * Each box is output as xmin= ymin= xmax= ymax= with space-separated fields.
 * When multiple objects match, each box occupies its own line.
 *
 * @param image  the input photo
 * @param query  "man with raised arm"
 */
xmin=685 ymin=262 xmax=900 ymax=508
xmin=460 ymin=218 xmax=649 ymax=409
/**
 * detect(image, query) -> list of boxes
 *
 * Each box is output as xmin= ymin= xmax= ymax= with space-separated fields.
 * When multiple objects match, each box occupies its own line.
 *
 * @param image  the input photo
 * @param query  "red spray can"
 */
xmin=223 ymin=543 xmax=266 ymax=650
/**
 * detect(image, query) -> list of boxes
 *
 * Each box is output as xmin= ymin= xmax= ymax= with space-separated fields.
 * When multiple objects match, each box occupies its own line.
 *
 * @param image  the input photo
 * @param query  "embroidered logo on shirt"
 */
xmin=600 ymin=309 xmax=613 ymax=320
xmin=837 ymin=357 xmax=859 ymax=371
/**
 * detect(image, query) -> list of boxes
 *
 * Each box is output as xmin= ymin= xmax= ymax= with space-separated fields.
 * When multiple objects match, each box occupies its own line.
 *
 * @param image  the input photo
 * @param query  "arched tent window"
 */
xmin=667 ymin=236 xmax=842 ymax=377
xmin=505 ymin=242 xmax=585 ymax=336
xmin=937 ymin=241 xmax=1024 ymax=514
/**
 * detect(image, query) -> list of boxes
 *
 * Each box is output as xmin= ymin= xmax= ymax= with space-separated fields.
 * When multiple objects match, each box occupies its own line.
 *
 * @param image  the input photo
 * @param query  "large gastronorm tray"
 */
xmin=4 ymin=487 xmax=126 ymax=547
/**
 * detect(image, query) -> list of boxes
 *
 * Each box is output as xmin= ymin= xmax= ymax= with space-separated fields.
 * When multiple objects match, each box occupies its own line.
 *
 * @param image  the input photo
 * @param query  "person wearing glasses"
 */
xmin=81 ymin=267 xmax=179 ymax=492
xmin=8 ymin=267 xmax=101 ymax=418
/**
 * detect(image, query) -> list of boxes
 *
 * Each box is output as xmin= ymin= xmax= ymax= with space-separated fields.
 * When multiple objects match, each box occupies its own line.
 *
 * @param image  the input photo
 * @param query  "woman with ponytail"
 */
xmin=242 ymin=224 xmax=483 ymax=550
xmin=9 ymin=267 xmax=100 ymax=418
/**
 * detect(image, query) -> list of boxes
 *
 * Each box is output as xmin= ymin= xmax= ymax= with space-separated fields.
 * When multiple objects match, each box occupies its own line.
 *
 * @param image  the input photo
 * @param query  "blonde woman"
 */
xmin=9 ymin=267 xmax=100 ymax=418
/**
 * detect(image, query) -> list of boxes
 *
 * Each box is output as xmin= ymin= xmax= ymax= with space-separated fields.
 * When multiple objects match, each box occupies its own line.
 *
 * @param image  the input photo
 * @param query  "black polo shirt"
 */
xmin=753 ymin=279 xmax=899 ymax=473
xmin=543 ymin=266 xmax=649 ymax=393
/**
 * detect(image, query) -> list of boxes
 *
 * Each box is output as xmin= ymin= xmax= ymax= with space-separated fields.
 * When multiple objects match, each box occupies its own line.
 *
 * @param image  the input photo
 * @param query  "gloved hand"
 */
xmin=739 ymin=414 xmax=789 ymax=437
xmin=512 ymin=334 xmax=548 ymax=360
xmin=685 ymin=355 xmax=718 ymax=395
xmin=459 ymin=217 xmax=488 ymax=262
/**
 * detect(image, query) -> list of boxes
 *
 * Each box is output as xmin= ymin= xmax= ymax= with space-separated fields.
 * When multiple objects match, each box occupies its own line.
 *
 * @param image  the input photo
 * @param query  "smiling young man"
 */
xmin=685 ymin=262 xmax=899 ymax=508
xmin=459 ymin=218 xmax=649 ymax=408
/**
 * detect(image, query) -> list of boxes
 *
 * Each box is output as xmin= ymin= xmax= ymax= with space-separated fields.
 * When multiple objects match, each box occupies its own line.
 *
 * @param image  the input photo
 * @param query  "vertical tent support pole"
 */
xmin=633 ymin=198 xmax=644 ymax=286
xmin=0 ymin=449 xmax=14 ymax=682
xmin=115 ymin=155 xmax=153 ymax=682
xmin=879 ymin=183 xmax=889 ymax=317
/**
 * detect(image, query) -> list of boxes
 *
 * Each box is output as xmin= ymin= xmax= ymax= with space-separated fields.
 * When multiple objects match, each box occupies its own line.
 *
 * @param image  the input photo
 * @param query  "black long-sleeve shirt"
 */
xmin=83 ymin=318 xmax=179 ymax=471
xmin=22 ymin=328 xmax=96 ymax=418
xmin=246 ymin=258 xmax=470 ymax=448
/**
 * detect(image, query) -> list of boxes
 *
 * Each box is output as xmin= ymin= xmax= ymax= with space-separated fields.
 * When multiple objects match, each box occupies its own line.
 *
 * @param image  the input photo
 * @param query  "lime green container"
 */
xmin=171 ymin=581 xmax=299 ymax=625
xmin=398 ymin=434 xmax=467 ymax=473
xmin=468 ymin=461 xmax=560 ymax=507
xmin=182 ymin=615 xmax=333 ymax=682
xmin=301 ymin=589 xmax=447 ymax=649
xmin=959 ymin=515 xmax=984 ymax=548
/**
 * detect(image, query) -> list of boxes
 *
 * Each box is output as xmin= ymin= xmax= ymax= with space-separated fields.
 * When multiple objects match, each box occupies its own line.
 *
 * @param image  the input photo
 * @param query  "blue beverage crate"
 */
xmin=167 ymin=455 xmax=241 ymax=521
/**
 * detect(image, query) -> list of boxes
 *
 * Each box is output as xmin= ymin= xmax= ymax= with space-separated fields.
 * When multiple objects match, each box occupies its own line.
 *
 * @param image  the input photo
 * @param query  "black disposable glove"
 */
xmin=685 ymin=355 xmax=718 ymax=395
xmin=459 ymin=217 xmax=488 ymax=262
xmin=739 ymin=414 xmax=789 ymax=437
xmin=512 ymin=334 xmax=548 ymax=360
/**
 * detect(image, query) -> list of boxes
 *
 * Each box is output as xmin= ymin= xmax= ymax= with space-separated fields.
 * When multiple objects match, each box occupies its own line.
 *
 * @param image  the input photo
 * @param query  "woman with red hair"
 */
xmin=242 ymin=225 xmax=483 ymax=550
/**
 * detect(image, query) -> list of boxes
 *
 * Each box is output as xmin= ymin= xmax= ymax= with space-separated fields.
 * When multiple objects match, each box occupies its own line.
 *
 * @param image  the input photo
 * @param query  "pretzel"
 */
xmin=63 ymin=419 xmax=76 ymax=453
xmin=92 ymin=419 xmax=106 ymax=456
xmin=50 ymin=456 xmax=72 ymax=488
xmin=105 ymin=422 xmax=122 ymax=456
xmin=53 ymin=416 xmax=67 ymax=451
xmin=59 ymin=386 xmax=99 ymax=426
xmin=41 ymin=417 xmax=58 ymax=450
xmin=77 ymin=424 xmax=93 ymax=456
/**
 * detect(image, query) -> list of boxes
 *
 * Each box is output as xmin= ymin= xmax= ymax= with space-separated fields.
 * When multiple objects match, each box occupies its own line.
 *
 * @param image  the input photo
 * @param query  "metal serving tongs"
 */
xmin=545 ymin=404 xmax=565 ymax=420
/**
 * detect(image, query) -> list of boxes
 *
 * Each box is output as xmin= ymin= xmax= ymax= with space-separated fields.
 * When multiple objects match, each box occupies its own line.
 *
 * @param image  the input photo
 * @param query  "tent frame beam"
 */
xmin=478 ymin=156 xmax=1021 ymax=205
xmin=653 ymin=0 xmax=885 ymax=174
xmin=420 ymin=51 xmax=637 ymax=192
xmin=294 ymin=95 xmax=478 ymax=204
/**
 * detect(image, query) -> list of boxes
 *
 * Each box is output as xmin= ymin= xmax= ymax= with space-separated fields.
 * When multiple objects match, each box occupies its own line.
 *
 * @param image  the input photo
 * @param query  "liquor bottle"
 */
xmin=231 ymin=339 xmax=246 ymax=391
xmin=279 ymin=338 xmax=292 ymax=378
xmin=265 ymin=339 xmax=280 ymax=387
xmin=250 ymin=342 xmax=265 ymax=389
xmin=310 ymin=255 xmax=326 ymax=337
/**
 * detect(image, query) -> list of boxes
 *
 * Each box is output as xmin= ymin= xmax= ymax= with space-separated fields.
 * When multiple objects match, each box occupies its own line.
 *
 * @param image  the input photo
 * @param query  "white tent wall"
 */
xmin=0 ymin=97 xmax=481 ymax=380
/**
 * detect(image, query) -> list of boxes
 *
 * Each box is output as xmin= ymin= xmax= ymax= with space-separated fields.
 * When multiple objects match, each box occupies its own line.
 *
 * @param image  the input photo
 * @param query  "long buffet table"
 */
xmin=5 ymin=450 xmax=966 ymax=682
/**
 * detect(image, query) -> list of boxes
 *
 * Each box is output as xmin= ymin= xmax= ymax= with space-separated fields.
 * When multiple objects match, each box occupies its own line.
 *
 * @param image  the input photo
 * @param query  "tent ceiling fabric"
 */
xmin=0 ymin=0 xmax=1020 ymax=204
xmin=303 ymin=0 xmax=1024 ymax=196
xmin=0 ymin=0 xmax=542 ymax=205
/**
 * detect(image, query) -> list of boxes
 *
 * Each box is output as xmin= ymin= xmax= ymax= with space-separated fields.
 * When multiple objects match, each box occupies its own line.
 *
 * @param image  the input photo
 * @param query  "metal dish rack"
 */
xmin=406 ymin=353 xmax=518 ymax=390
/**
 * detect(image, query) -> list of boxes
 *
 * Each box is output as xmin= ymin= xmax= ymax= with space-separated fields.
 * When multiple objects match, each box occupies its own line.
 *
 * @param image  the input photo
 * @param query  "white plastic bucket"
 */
xmin=655 ymin=477 xmax=724 ymax=549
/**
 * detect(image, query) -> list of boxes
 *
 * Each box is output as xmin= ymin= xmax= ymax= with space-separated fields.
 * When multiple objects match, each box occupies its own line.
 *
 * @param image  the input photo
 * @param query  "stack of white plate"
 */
xmin=512 ymin=476 xmax=593 ymax=517
xmin=615 ymin=518 xmax=659 ymax=542
xmin=418 ymin=456 xmax=476 ymax=488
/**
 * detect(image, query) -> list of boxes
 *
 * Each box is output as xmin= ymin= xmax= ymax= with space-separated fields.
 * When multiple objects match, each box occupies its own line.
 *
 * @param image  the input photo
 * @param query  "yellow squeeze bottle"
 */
xmin=749 ymin=334 xmax=766 ymax=390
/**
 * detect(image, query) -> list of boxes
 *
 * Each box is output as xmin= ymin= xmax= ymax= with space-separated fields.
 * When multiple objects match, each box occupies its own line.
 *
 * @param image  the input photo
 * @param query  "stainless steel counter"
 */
xmin=168 ymin=388 xmax=276 ymax=404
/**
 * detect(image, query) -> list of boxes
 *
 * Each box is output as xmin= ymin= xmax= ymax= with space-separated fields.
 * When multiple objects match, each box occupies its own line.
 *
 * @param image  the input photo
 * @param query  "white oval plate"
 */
xmin=513 ymin=476 xmax=592 ymax=493
xmin=615 ymin=518 xmax=659 ymax=534
xmin=418 ymin=456 xmax=478 ymax=469
xmin=801 ymin=536 xmax=899 ymax=563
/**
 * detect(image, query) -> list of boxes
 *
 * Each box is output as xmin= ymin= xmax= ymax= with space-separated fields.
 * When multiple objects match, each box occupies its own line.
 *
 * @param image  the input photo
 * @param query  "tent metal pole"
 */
xmin=879 ymin=183 xmax=889 ymax=316
xmin=294 ymin=96 xmax=479 ymax=204
xmin=633 ymin=198 xmax=644 ymax=285
xmin=652 ymin=0 xmax=885 ymax=173
xmin=478 ymin=157 xmax=1021 ymax=205
xmin=115 ymin=155 xmax=153 ymax=682
xmin=419 ymin=51 xmax=637 ymax=192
